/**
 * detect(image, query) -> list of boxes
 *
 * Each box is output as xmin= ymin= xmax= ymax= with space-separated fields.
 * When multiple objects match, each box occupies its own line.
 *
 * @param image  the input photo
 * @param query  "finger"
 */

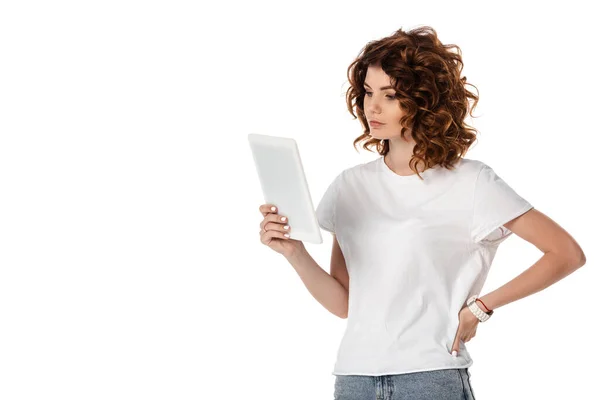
xmin=260 ymin=227 xmax=290 ymax=244
xmin=260 ymin=213 xmax=288 ymax=232
xmin=259 ymin=204 xmax=278 ymax=216
xmin=260 ymin=219 xmax=291 ymax=235
xmin=451 ymin=329 xmax=461 ymax=356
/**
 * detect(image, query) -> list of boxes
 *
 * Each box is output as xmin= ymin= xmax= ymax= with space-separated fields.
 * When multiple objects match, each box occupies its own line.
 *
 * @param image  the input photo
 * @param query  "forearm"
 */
xmin=478 ymin=250 xmax=585 ymax=311
xmin=285 ymin=247 xmax=349 ymax=319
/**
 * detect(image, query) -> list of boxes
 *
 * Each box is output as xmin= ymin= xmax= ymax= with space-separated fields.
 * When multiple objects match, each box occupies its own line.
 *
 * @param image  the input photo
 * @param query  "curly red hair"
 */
xmin=346 ymin=26 xmax=480 ymax=180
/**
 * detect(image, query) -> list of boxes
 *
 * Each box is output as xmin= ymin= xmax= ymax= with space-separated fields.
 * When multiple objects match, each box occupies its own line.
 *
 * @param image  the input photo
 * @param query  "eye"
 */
xmin=364 ymin=91 xmax=396 ymax=100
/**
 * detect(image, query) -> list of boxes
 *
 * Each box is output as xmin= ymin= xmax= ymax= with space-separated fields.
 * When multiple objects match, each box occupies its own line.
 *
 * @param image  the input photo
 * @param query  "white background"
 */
xmin=1 ymin=1 xmax=597 ymax=399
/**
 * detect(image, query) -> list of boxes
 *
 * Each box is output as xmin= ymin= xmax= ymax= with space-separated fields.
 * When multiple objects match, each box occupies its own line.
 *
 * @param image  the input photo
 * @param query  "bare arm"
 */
xmin=285 ymin=236 xmax=349 ymax=319
xmin=479 ymin=208 xmax=586 ymax=311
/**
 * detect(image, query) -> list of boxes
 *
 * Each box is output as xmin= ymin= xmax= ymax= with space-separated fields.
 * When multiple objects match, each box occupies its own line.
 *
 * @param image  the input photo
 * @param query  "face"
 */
xmin=363 ymin=64 xmax=412 ymax=142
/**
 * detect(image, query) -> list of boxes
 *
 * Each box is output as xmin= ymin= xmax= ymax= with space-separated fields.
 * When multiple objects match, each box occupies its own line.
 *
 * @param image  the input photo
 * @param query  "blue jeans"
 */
xmin=334 ymin=368 xmax=476 ymax=400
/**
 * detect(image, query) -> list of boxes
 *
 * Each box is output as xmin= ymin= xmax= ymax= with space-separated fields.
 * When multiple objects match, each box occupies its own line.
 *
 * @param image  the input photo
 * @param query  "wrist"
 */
xmin=284 ymin=243 xmax=307 ymax=261
xmin=467 ymin=295 xmax=493 ymax=322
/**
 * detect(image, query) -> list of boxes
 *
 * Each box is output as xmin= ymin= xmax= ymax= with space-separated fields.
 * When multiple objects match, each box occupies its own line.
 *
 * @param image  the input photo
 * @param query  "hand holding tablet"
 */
xmin=257 ymin=203 xmax=305 ymax=258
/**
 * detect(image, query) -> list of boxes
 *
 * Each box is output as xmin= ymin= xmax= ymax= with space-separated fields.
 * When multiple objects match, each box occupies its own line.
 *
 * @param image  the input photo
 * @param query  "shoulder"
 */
xmin=455 ymin=157 xmax=486 ymax=173
xmin=451 ymin=158 xmax=496 ymax=184
xmin=342 ymin=157 xmax=380 ymax=178
xmin=328 ymin=159 xmax=375 ymax=184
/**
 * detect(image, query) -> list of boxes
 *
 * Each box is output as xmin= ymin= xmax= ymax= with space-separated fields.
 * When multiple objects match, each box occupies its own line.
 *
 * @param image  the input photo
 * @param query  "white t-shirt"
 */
xmin=315 ymin=155 xmax=533 ymax=376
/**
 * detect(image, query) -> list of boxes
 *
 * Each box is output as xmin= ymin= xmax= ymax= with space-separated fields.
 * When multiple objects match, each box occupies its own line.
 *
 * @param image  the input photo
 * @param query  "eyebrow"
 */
xmin=364 ymin=82 xmax=394 ymax=90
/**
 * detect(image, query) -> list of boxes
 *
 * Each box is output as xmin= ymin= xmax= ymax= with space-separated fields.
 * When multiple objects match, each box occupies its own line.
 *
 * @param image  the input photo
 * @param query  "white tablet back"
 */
xmin=248 ymin=133 xmax=323 ymax=244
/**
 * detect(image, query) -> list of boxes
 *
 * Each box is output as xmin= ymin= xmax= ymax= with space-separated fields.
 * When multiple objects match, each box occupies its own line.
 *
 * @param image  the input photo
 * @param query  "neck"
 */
xmin=384 ymin=135 xmax=427 ymax=175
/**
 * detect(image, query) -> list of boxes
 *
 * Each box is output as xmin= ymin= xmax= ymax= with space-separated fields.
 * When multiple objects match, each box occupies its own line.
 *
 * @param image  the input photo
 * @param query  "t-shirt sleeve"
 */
xmin=315 ymin=172 xmax=343 ymax=234
xmin=471 ymin=163 xmax=534 ymax=244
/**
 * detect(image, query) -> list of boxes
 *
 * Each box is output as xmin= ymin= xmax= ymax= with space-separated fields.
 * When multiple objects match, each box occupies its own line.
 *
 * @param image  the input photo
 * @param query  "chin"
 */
xmin=370 ymin=134 xmax=388 ymax=140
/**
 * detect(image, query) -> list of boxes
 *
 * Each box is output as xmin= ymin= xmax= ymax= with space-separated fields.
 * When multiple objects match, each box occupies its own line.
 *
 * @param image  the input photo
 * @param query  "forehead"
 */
xmin=365 ymin=65 xmax=391 ymax=83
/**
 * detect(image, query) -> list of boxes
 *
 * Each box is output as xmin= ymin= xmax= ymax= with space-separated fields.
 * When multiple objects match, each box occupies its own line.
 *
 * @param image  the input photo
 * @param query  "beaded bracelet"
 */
xmin=467 ymin=295 xmax=493 ymax=322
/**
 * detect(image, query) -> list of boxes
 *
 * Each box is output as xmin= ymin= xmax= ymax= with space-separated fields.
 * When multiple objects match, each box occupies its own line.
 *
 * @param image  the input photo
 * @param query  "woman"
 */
xmin=258 ymin=26 xmax=586 ymax=400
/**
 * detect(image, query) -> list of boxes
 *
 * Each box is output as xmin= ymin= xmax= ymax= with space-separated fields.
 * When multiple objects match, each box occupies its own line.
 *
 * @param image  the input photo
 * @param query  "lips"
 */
xmin=369 ymin=120 xmax=385 ymax=126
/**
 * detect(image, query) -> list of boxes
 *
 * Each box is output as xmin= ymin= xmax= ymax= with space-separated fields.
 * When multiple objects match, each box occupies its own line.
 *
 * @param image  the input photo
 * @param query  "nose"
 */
xmin=366 ymin=97 xmax=381 ymax=114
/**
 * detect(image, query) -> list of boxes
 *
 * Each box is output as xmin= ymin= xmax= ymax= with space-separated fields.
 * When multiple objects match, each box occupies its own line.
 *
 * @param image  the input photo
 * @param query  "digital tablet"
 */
xmin=248 ymin=133 xmax=323 ymax=244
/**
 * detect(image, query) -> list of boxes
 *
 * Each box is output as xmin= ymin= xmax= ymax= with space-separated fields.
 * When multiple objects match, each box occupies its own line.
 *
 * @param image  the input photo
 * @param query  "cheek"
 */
xmin=390 ymin=108 xmax=405 ymax=123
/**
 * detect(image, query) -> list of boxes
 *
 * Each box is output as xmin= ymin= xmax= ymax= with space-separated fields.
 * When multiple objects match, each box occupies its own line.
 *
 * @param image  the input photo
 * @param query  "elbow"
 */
xmin=339 ymin=292 xmax=349 ymax=319
xmin=337 ymin=299 xmax=348 ymax=319
xmin=565 ymin=249 xmax=586 ymax=269
xmin=560 ymin=241 xmax=586 ymax=269
xmin=332 ymin=286 xmax=349 ymax=319
xmin=571 ymin=245 xmax=586 ymax=268
xmin=578 ymin=251 xmax=586 ymax=267
xmin=339 ymin=302 xmax=348 ymax=319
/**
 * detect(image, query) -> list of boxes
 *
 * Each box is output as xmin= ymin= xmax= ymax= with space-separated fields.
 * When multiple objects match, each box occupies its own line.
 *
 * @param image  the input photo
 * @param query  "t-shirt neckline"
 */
xmin=378 ymin=156 xmax=438 ymax=183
